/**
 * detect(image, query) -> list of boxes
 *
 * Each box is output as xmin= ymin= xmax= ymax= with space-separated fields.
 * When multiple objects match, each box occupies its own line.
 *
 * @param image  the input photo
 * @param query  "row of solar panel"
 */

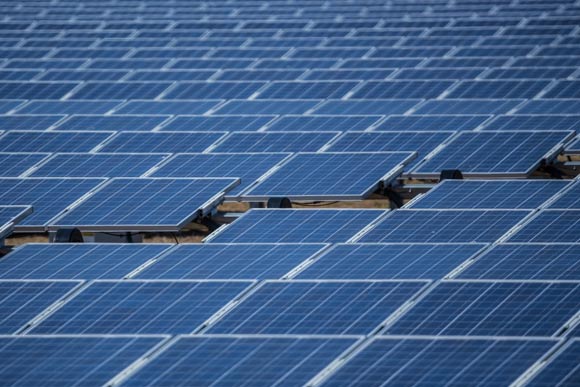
xmin=1 ymin=277 xmax=580 ymax=336
xmin=0 ymin=335 xmax=574 ymax=387
xmin=2 ymin=240 xmax=580 ymax=281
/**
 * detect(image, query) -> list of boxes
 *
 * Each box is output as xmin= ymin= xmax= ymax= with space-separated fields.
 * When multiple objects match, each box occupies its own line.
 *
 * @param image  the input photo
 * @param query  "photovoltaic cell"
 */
xmin=0 ymin=82 xmax=77 ymax=99
xmin=137 ymin=243 xmax=328 ymax=280
xmin=351 ymin=81 xmax=454 ymax=99
xmin=0 ymin=336 xmax=166 ymax=387
xmin=151 ymin=153 xmax=290 ymax=196
xmin=54 ymin=115 xmax=169 ymax=131
xmin=52 ymin=178 xmax=238 ymax=232
xmin=412 ymin=131 xmax=574 ymax=177
xmin=0 ymin=178 xmax=106 ymax=229
xmin=163 ymin=82 xmax=264 ymax=99
xmin=211 ymin=132 xmax=339 ymax=153
xmin=243 ymin=152 xmax=415 ymax=200
xmin=14 ymin=100 xmax=121 ymax=115
xmin=525 ymin=340 xmax=580 ymax=387
xmin=386 ymin=281 xmax=580 ymax=336
xmin=208 ymin=280 xmax=427 ymax=335
xmin=358 ymin=210 xmax=530 ymax=243
xmin=122 ymin=336 xmax=357 ymax=387
xmin=457 ymin=243 xmax=580 ymax=280
xmin=376 ymin=115 xmax=489 ymax=131
xmin=408 ymin=180 xmax=570 ymax=209
xmin=508 ymin=210 xmax=580 ymax=243
xmin=0 ymin=205 xmax=33 ymax=239
xmin=0 ymin=280 xmax=81 ymax=333
xmin=0 ymin=115 xmax=64 ymax=131
xmin=322 ymin=338 xmax=557 ymax=387
xmin=0 ymin=153 xmax=50 ymax=176
xmin=257 ymin=81 xmax=357 ymax=99
xmin=548 ymin=181 xmax=580 ymax=209
xmin=312 ymin=100 xmax=420 ymax=115
xmin=207 ymin=209 xmax=387 ymax=244
xmin=113 ymin=101 xmax=221 ymax=115
xmin=70 ymin=82 xmax=171 ymax=100
xmin=0 ymin=244 xmax=171 ymax=279
xmin=265 ymin=116 xmax=381 ymax=132
xmin=97 ymin=132 xmax=226 ymax=153
xmin=214 ymin=100 xmax=321 ymax=115
xmin=516 ymin=100 xmax=580 ymax=115
xmin=413 ymin=99 xmax=522 ymax=115
xmin=446 ymin=80 xmax=549 ymax=99
xmin=0 ymin=131 xmax=114 ymax=152
xmin=298 ymin=243 xmax=486 ymax=280
xmin=31 ymin=280 xmax=253 ymax=334
xmin=482 ymin=115 xmax=580 ymax=131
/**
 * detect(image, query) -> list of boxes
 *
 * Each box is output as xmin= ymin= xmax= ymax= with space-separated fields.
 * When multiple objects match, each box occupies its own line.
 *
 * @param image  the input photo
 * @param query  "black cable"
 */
xmin=293 ymin=201 xmax=340 ymax=207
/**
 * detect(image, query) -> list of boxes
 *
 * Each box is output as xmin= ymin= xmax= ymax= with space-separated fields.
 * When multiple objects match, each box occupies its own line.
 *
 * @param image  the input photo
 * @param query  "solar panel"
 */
xmin=113 ymin=101 xmax=221 ymax=115
xmin=393 ymin=68 xmax=484 ymax=80
xmin=544 ymin=81 xmax=580 ymax=98
xmin=517 ymin=99 xmax=580 ymax=114
xmin=0 ymin=100 xmax=24 ymax=113
xmin=320 ymin=337 xmax=557 ymax=387
xmin=0 ymin=280 xmax=81 ymax=333
xmin=0 ymin=115 xmax=64 ymax=130
xmin=122 ymin=336 xmax=357 ymax=387
xmin=126 ymin=70 xmax=216 ymax=81
xmin=525 ymin=339 xmax=580 ymax=387
xmin=257 ymin=81 xmax=357 ymax=99
xmin=412 ymin=99 xmax=522 ymax=115
xmin=0 ymin=82 xmax=77 ymax=99
xmin=482 ymin=115 xmax=580 ymax=131
xmin=160 ymin=116 xmax=274 ymax=132
xmin=242 ymin=152 xmax=415 ymax=201
xmin=457 ymin=243 xmax=580 ymax=280
xmin=326 ymin=131 xmax=455 ymax=169
xmin=264 ymin=116 xmax=380 ymax=132
xmin=150 ymin=153 xmax=290 ymax=196
xmin=0 ymin=205 xmax=33 ymax=239
xmin=507 ymin=210 xmax=580 ymax=243
xmin=484 ymin=67 xmax=576 ymax=80
xmin=357 ymin=209 xmax=530 ymax=243
xmin=565 ymin=138 xmax=580 ymax=155
xmin=303 ymin=69 xmax=395 ymax=81
xmin=312 ymin=99 xmax=421 ymax=115
xmin=408 ymin=180 xmax=570 ymax=209
xmin=0 ymin=336 xmax=166 ymax=387
xmin=411 ymin=131 xmax=574 ymax=178
xmin=211 ymin=132 xmax=339 ymax=153
xmin=206 ymin=209 xmax=387 ymax=243
xmin=30 ymin=153 xmax=169 ymax=177
xmin=208 ymin=280 xmax=427 ymax=335
xmin=163 ymin=81 xmax=264 ymax=99
xmin=0 ymin=153 xmax=50 ymax=176
xmin=0 ymin=131 xmax=115 ymax=152
xmin=97 ymin=132 xmax=226 ymax=153
xmin=547 ymin=181 xmax=580 ymax=209
xmin=14 ymin=100 xmax=121 ymax=114
xmin=0 ymin=243 xmax=171 ymax=279
xmin=39 ymin=69 xmax=128 ymax=81
xmin=70 ymin=82 xmax=171 ymax=100
xmin=351 ymin=81 xmax=454 ymax=99
xmin=31 ymin=280 xmax=252 ymax=334
xmin=376 ymin=115 xmax=489 ymax=131
xmin=214 ymin=100 xmax=321 ymax=115
xmin=386 ymin=280 xmax=580 ymax=336
xmin=0 ymin=178 xmax=106 ymax=230
xmin=51 ymin=178 xmax=238 ymax=232
xmin=136 ymin=243 xmax=328 ymax=280
xmin=216 ymin=69 xmax=305 ymax=81
xmin=54 ymin=115 xmax=169 ymax=131
xmin=297 ymin=243 xmax=486 ymax=280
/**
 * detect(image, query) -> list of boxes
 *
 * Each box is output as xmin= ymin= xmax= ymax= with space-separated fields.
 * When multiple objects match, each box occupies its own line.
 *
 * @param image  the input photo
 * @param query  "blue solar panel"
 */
xmin=544 ymin=81 xmax=580 ymax=98
xmin=0 ymin=178 xmax=106 ymax=229
xmin=484 ymin=67 xmax=576 ymax=80
xmin=208 ymin=280 xmax=427 ymax=334
xmin=304 ymin=69 xmax=395 ymax=81
xmin=358 ymin=209 xmax=530 ymax=243
xmin=548 ymin=181 xmax=580 ymax=209
xmin=386 ymin=281 xmax=580 ymax=336
xmin=0 ymin=100 xmax=24 ymax=113
xmin=409 ymin=180 xmax=570 ymax=209
xmin=243 ymin=152 xmax=415 ymax=200
xmin=565 ymin=138 xmax=580 ymax=154
xmin=126 ymin=70 xmax=215 ymax=81
xmin=0 ymin=336 xmax=166 ymax=387
xmin=70 ymin=82 xmax=171 ymax=100
xmin=351 ymin=81 xmax=454 ymax=99
xmin=31 ymin=280 xmax=252 ymax=334
xmin=38 ymin=69 xmax=128 ymax=81
xmin=163 ymin=82 xmax=264 ymax=99
xmin=508 ymin=210 xmax=580 ymax=243
xmin=0 ymin=115 xmax=64 ymax=130
xmin=377 ymin=115 xmax=489 ymax=131
xmin=413 ymin=99 xmax=522 ymax=115
xmin=326 ymin=131 xmax=455 ymax=169
xmin=457 ymin=243 xmax=580 ymax=280
xmin=151 ymin=153 xmax=290 ymax=196
xmin=482 ymin=115 xmax=580 ymax=131
xmin=0 ymin=131 xmax=115 ymax=152
xmin=256 ymin=59 xmax=338 ymax=69
xmin=265 ymin=116 xmax=381 ymax=132
xmin=215 ymin=100 xmax=321 ymax=115
xmin=114 ymin=101 xmax=221 ymax=115
xmin=137 ymin=243 xmax=328 ymax=280
xmin=258 ymin=81 xmax=357 ymax=99
xmin=160 ymin=116 xmax=275 ymax=132
xmin=313 ymin=99 xmax=421 ymax=115
xmin=393 ymin=68 xmax=484 ymax=80
xmin=0 ymin=82 xmax=77 ymax=99
xmin=0 ymin=153 xmax=50 ymax=176
xmin=340 ymin=59 xmax=421 ymax=69
xmin=31 ymin=153 xmax=169 ymax=177
xmin=172 ymin=58 xmax=253 ymax=69
xmin=54 ymin=115 xmax=169 ymax=131
xmin=122 ymin=336 xmax=357 ymax=387
xmin=525 ymin=340 xmax=580 ymax=387
xmin=321 ymin=338 xmax=557 ymax=387
xmin=412 ymin=131 xmax=574 ymax=177
xmin=216 ymin=69 xmax=305 ymax=81
xmin=0 ymin=205 xmax=32 ymax=238
xmin=0 ymin=280 xmax=81 ymax=333
xmin=97 ymin=132 xmax=226 ymax=153
xmin=0 ymin=243 xmax=171 ymax=279
xmin=14 ymin=100 xmax=121 ymax=114
xmin=516 ymin=99 xmax=580 ymax=114
xmin=52 ymin=178 xmax=238 ymax=232
xmin=298 ymin=243 xmax=486 ymax=280
xmin=207 ymin=209 xmax=387 ymax=243
xmin=292 ymin=48 xmax=369 ymax=58
xmin=211 ymin=132 xmax=339 ymax=153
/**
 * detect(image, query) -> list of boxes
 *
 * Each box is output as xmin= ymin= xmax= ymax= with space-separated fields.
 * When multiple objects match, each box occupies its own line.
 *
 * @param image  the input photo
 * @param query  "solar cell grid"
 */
xmin=215 ymin=100 xmax=321 ymax=115
xmin=162 ymin=82 xmax=265 ymax=100
xmin=114 ymin=101 xmax=221 ymax=115
xmin=0 ymin=131 xmax=115 ymax=153
xmin=377 ymin=115 xmax=489 ymax=131
xmin=69 ymin=82 xmax=171 ymax=100
xmin=14 ymin=100 xmax=122 ymax=115
xmin=525 ymin=339 xmax=580 ymax=387
xmin=352 ymin=81 xmax=455 ymax=99
xmin=211 ymin=131 xmax=340 ymax=153
xmin=0 ymin=153 xmax=50 ymax=177
xmin=54 ymin=115 xmax=169 ymax=131
xmin=97 ymin=131 xmax=226 ymax=153
xmin=482 ymin=115 xmax=580 ymax=131
xmin=0 ymin=82 xmax=77 ymax=99
xmin=208 ymin=280 xmax=428 ymax=335
xmin=160 ymin=116 xmax=274 ymax=132
xmin=257 ymin=81 xmax=358 ymax=99
xmin=508 ymin=210 xmax=580 ymax=243
xmin=313 ymin=99 xmax=420 ymax=115
xmin=0 ymin=205 xmax=33 ymax=238
xmin=265 ymin=116 xmax=381 ymax=132
xmin=412 ymin=99 xmax=523 ymax=115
